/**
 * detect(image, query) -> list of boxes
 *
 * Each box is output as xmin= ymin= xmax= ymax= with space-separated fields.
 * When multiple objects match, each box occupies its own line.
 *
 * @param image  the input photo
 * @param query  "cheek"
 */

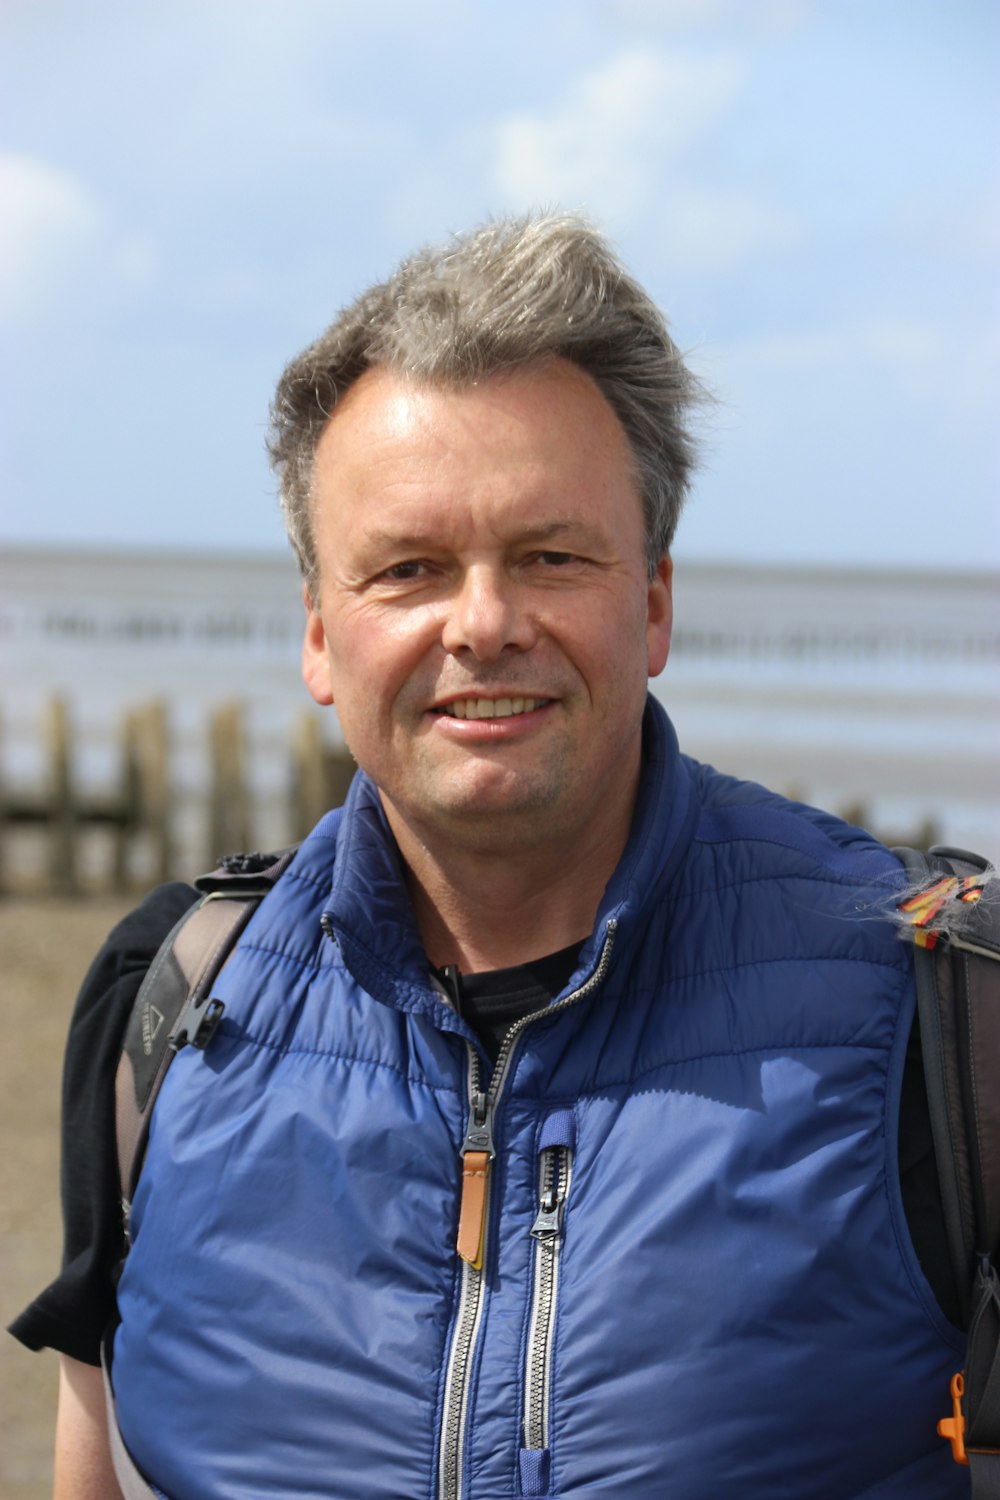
xmin=328 ymin=609 xmax=441 ymax=708
xmin=601 ymin=587 xmax=657 ymax=657
xmin=567 ymin=616 xmax=646 ymax=702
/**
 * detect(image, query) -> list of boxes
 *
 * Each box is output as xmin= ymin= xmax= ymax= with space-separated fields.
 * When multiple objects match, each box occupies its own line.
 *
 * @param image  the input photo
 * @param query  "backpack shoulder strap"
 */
xmin=113 ymin=846 xmax=299 ymax=1222
xmin=895 ymin=844 xmax=1000 ymax=1491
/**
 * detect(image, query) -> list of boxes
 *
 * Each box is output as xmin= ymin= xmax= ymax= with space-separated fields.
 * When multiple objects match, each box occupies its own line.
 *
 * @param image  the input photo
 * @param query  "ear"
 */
xmin=301 ymin=583 xmax=334 ymax=706
xmin=646 ymin=555 xmax=673 ymax=679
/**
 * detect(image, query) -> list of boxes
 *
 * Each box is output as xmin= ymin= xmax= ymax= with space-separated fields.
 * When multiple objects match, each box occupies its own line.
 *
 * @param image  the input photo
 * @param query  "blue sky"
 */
xmin=1 ymin=0 xmax=997 ymax=569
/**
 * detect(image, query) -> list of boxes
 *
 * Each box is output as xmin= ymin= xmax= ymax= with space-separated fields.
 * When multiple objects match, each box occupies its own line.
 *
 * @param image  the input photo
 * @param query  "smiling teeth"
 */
xmin=445 ymin=697 xmax=542 ymax=719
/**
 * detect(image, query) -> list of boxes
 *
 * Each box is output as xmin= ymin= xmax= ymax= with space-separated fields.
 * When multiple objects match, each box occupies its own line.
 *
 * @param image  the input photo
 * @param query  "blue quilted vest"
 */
xmin=112 ymin=699 xmax=967 ymax=1498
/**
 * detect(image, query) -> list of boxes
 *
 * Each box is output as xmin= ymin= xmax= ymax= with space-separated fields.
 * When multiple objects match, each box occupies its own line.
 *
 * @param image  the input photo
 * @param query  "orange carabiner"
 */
xmin=938 ymin=1371 xmax=969 ymax=1466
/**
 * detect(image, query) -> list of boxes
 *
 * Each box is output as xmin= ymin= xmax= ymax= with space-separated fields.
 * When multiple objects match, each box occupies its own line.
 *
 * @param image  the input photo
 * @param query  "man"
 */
xmin=12 ymin=215 xmax=968 ymax=1498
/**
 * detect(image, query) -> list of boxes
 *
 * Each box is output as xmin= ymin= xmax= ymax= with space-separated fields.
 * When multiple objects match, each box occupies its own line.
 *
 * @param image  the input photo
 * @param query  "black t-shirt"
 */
xmin=432 ymin=945 xmax=586 ymax=1065
xmin=8 ymin=883 xmax=962 ymax=1362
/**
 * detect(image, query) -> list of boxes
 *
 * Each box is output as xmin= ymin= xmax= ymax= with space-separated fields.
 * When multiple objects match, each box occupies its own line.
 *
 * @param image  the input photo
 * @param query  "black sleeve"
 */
xmin=7 ymin=881 xmax=199 ymax=1365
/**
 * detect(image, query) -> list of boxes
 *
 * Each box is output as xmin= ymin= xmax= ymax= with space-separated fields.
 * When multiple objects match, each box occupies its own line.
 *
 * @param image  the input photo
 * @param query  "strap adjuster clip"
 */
xmin=938 ymin=1371 xmax=969 ymax=1466
xmin=169 ymin=995 xmax=225 ymax=1052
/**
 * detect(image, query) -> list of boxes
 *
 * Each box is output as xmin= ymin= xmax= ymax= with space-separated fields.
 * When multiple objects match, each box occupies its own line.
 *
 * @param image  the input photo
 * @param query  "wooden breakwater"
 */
xmin=1 ymin=694 xmax=943 ymax=897
xmin=0 ymin=697 xmax=356 ymax=894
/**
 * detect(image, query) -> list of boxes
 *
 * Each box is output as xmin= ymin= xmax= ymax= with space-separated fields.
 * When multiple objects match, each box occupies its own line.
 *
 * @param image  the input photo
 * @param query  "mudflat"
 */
xmin=1 ymin=895 xmax=133 ymax=1500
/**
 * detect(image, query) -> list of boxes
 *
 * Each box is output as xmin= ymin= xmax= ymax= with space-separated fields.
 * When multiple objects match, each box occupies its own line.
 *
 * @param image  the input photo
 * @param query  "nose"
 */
xmin=440 ymin=565 xmax=537 ymax=661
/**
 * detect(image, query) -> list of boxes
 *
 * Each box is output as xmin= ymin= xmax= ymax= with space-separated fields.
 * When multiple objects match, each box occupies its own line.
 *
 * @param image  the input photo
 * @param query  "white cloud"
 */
xmin=492 ymin=47 xmax=746 ymax=224
xmin=0 ymin=152 xmax=157 ymax=322
xmin=490 ymin=47 xmax=801 ymax=275
xmin=0 ymin=153 xmax=104 ymax=318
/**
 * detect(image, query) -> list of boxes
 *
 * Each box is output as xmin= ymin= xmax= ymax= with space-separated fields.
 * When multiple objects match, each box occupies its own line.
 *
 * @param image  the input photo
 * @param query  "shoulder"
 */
xmin=681 ymin=755 xmax=902 ymax=890
xmin=675 ymin=756 xmax=911 ymax=974
xmin=67 ymin=882 xmax=201 ymax=1064
xmin=98 ymin=881 xmax=201 ymax=970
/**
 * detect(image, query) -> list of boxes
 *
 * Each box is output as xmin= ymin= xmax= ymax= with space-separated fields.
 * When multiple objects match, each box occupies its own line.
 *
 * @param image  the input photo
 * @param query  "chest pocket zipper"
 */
xmin=521 ymin=1109 xmax=576 ymax=1496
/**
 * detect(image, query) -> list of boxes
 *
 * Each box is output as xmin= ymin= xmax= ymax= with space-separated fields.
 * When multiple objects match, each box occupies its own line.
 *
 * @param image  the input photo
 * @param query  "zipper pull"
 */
xmin=457 ymin=1092 xmax=495 ymax=1267
xmin=462 ymin=1091 xmax=495 ymax=1156
xmin=530 ymin=1185 xmax=563 ymax=1240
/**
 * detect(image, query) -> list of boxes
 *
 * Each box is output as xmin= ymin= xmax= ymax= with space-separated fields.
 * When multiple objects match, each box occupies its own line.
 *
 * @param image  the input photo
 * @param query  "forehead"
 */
xmin=309 ymin=359 xmax=644 ymax=553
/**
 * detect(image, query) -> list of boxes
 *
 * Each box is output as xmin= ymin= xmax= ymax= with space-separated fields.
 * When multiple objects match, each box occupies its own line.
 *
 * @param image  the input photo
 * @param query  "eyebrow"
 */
xmin=361 ymin=519 xmax=597 ymax=551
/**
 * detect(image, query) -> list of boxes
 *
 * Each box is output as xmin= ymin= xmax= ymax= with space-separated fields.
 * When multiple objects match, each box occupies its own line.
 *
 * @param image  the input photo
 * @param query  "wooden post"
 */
xmin=46 ymin=696 xmax=79 ymax=895
xmin=209 ymin=702 xmax=251 ymax=863
xmin=0 ymin=704 xmax=5 ymax=893
xmin=290 ymin=713 xmax=356 ymax=837
xmin=290 ymin=714 xmax=328 ymax=840
xmin=114 ymin=709 xmax=141 ymax=890
xmin=326 ymin=744 xmax=357 ymax=813
xmin=136 ymin=701 xmax=172 ymax=884
xmin=838 ymin=799 xmax=867 ymax=831
xmin=114 ymin=701 xmax=172 ymax=889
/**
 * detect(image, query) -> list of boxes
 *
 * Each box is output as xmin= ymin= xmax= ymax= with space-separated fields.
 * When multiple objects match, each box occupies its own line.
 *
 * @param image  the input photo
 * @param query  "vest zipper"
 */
xmin=439 ymin=1046 xmax=492 ymax=1500
xmin=437 ymin=921 xmax=617 ymax=1500
xmin=524 ymin=1143 xmax=573 ymax=1455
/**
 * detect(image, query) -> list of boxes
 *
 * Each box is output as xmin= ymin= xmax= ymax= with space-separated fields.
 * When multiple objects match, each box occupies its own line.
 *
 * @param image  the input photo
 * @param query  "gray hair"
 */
xmin=269 ymin=213 xmax=705 ymax=596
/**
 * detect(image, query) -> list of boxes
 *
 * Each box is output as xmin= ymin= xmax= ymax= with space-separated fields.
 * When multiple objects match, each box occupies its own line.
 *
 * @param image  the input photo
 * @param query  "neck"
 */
xmin=382 ymin=777 xmax=639 ymax=972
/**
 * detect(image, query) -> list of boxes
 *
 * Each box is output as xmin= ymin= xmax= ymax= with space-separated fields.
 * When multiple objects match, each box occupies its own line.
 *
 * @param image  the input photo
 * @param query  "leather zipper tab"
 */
xmin=457 ymin=1150 xmax=490 ymax=1267
xmin=457 ymin=1091 xmax=495 ymax=1266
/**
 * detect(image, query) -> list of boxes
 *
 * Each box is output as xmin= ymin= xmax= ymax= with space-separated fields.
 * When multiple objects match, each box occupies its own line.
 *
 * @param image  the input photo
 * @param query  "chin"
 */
xmin=435 ymin=784 xmax=574 ymax=843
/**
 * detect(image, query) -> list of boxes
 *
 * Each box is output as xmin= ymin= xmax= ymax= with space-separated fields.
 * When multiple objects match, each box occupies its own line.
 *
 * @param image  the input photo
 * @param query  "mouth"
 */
xmin=433 ymin=696 xmax=551 ymax=721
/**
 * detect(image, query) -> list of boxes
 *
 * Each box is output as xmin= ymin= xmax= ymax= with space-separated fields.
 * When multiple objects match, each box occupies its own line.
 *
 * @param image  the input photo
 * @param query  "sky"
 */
xmin=1 ymin=0 xmax=997 ymax=570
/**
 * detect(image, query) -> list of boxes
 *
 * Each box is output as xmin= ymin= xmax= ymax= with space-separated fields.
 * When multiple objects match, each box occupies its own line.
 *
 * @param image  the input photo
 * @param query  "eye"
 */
xmin=535 ymin=551 xmax=577 ymax=567
xmin=380 ymin=560 xmax=427 ymax=582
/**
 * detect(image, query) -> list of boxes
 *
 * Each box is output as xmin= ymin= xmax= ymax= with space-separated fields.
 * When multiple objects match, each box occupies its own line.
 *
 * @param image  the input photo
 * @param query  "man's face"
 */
xmin=302 ymin=358 xmax=672 ymax=856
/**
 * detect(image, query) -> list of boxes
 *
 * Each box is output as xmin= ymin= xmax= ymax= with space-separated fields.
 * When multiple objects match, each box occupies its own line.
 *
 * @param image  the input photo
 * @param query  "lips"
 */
xmin=436 ymin=696 xmax=549 ymax=720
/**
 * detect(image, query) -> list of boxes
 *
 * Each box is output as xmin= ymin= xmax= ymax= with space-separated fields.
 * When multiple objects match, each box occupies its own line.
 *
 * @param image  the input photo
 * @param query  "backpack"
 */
xmin=894 ymin=846 xmax=1000 ymax=1495
xmin=113 ymin=842 xmax=1000 ymax=1491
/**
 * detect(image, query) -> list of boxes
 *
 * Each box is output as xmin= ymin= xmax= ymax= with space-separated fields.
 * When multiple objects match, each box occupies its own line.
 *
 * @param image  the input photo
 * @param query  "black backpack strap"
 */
xmin=895 ymin=844 xmax=1000 ymax=1490
xmin=113 ymin=846 xmax=298 ymax=1221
